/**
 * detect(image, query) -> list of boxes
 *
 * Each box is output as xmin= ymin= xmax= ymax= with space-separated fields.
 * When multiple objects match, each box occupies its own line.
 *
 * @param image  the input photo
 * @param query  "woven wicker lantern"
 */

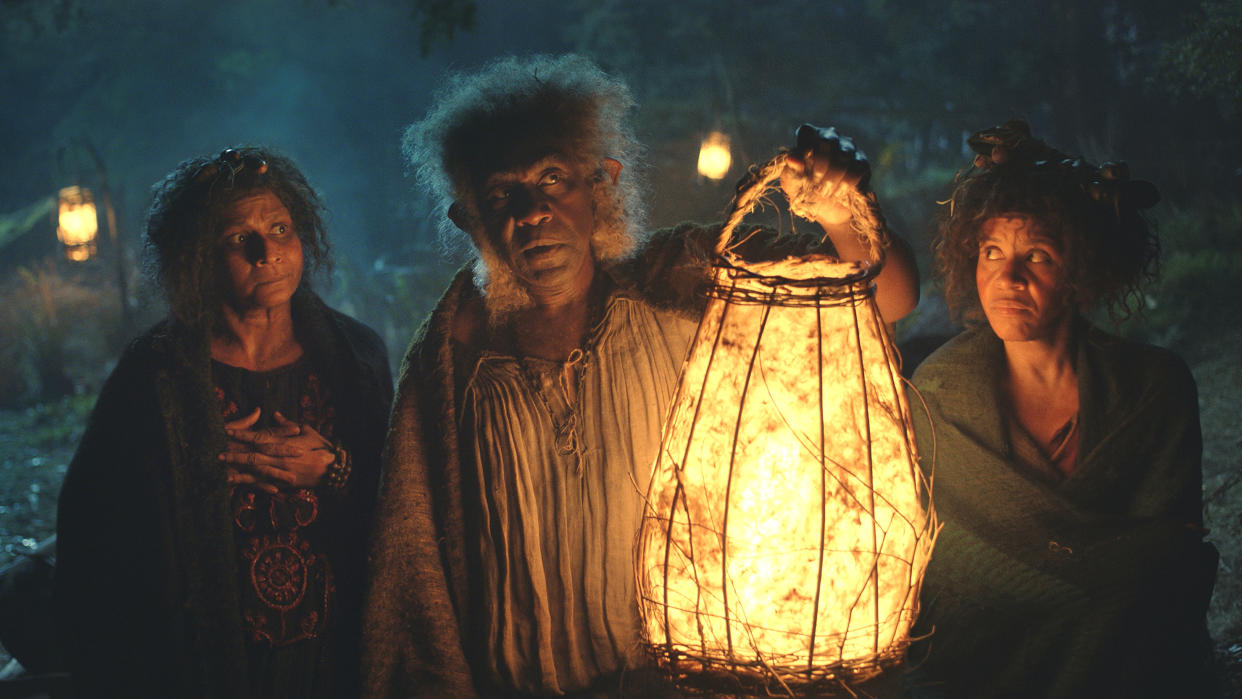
xmin=637 ymin=154 xmax=936 ymax=695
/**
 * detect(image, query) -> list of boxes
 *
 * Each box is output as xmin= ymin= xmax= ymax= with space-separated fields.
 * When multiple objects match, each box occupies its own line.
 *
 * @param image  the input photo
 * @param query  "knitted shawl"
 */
xmin=907 ymin=323 xmax=1217 ymax=698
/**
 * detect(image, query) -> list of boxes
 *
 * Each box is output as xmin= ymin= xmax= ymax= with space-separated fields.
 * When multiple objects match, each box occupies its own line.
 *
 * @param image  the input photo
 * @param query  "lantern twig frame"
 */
xmin=637 ymin=153 xmax=937 ymax=696
xmin=55 ymin=139 xmax=133 ymax=332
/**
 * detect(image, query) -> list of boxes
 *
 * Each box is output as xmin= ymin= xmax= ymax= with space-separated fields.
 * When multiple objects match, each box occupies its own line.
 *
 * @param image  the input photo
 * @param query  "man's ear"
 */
xmin=448 ymin=201 xmax=469 ymax=232
xmin=601 ymin=157 xmax=622 ymax=185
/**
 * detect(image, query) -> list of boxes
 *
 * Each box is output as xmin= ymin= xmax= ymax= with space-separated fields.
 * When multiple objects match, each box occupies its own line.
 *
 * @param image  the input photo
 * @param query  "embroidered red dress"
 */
xmin=57 ymin=294 xmax=391 ymax=699
xmin=215 ymin=356 xmax=341 ymax=696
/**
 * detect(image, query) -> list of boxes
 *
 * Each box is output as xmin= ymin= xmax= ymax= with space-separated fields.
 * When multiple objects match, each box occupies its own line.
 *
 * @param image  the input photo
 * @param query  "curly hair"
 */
xmin=402 ymin=54 xmax=647 ymax=292
xmin=933 ymin=124 xmax=1159 ymax=324
xmin=144 ymin=147 xmax=330 ymax=332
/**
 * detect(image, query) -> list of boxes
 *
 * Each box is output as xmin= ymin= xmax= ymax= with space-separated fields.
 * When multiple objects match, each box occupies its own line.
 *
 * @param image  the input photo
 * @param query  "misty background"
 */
xmin=2 ymin=0 xmax=1240 ymax=677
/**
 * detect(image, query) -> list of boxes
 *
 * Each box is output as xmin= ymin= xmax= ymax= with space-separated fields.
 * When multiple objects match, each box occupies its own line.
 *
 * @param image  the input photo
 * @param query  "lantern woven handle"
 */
xmin=714 ymin=152 xmax=891 ymax=270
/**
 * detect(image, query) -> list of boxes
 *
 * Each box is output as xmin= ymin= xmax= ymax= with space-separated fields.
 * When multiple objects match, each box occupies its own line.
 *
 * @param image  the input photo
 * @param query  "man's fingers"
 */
xmin=838 ymin=159 xmax=870 ymax=191
xmin=787 ymin=144 xmax=867 ymax=191
xmin=795 ymin=123 xmax=837 ymax=153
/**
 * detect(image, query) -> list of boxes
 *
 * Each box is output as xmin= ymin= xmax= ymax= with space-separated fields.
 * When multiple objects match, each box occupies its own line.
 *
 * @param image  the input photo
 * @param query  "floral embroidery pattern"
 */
xmin=249 ymin=537 xmax=308 ymax=609
xmin=217 ymin=364 xmax=336 ymax=647
xmin=241 ymin=533 xmax=331 ymax=645
xmin=215 ymin=386 xmax=238 ymax=421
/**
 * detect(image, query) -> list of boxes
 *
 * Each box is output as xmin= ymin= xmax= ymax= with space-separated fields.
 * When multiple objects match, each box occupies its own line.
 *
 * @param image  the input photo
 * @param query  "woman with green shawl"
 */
xmin=906 ymin=121 xmax=1217 ymax=697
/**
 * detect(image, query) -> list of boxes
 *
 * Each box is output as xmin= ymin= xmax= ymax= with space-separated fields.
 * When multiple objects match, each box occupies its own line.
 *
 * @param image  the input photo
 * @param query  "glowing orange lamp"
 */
xmin=697 ymin=131 xmax=733 ymax=181
xmin=638 ymin=154 xmax=936 ymax=695
xmin=56 ymin=186 xmax=99 ymax=262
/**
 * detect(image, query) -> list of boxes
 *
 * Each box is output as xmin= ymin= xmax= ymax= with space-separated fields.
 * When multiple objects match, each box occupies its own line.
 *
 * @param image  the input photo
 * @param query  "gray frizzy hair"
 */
xmin=402 ymin=54 xmax=647 ymax=303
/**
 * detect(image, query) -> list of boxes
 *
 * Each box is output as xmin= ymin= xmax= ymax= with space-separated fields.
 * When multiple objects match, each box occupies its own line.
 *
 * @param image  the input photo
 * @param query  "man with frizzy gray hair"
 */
xmin=362 ymin=54 xmax=919 ymax=697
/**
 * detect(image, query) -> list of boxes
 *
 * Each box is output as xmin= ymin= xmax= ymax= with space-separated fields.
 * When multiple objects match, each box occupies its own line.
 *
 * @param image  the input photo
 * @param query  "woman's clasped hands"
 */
xmin=219 ymin=408 xmax=335 ymax=493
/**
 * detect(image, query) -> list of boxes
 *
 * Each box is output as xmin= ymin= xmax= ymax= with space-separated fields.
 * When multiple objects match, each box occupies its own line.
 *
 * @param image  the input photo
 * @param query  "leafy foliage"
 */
xmin=1116 ymin=197 xmax=1242 ymax=357
xmin=560 ymin=0 xmax=1236 ymax=214
xmin=0 ymin=262 xmax=122 ymax=405
xmin=1158 ymin=0 xmax=1242 ymax=113
xmin=411 ymin=0 xmax=477 ymax=56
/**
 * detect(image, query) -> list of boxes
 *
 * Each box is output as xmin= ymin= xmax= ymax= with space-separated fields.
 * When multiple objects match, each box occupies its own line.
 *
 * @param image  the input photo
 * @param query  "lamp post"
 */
xmin=637 ymin=154 xmax=936 ymax=696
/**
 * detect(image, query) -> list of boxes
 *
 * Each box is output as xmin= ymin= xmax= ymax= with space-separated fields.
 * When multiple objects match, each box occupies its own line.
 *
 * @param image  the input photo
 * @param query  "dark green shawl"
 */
xmin=907 ymin=323 xmax=1216 ymax=698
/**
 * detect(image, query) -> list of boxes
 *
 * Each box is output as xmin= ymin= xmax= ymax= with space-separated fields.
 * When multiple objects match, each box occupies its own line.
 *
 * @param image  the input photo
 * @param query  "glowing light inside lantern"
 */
xmin=57 ymin=186 xmax=99 ymax=262
xmin=638 ymin=256 xmax=935 ymax=693
xmin=698 ymin=131 xmax=733 ymax=180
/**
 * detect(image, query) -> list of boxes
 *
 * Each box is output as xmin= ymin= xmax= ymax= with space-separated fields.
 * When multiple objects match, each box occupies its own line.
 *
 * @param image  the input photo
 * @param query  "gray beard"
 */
xmin=474 ymin=244 xmax=534 ymax=320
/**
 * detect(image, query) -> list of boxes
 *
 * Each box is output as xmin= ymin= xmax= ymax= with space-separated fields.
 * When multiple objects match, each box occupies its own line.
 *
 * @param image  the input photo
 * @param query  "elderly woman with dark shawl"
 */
xmin=906 ymin=121 xmax=1217 ymax=697
xmin=54 ymin=148 xmax=392 ymax=698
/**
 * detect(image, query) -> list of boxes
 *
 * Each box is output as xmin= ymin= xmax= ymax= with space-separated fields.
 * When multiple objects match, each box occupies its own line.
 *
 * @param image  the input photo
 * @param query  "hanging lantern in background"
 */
xmin=56 ymin=185 xmax=99 ymax=262
xmin=637 ymin=154 xmax=936 ymax=695
xmin=697 ymin=131 xmax=733 ymax=180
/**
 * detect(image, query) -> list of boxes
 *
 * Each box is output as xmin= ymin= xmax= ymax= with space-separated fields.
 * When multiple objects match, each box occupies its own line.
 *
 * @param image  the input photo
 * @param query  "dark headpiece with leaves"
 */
xmin=963 ymin=119 xmax=1159 ymax=215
